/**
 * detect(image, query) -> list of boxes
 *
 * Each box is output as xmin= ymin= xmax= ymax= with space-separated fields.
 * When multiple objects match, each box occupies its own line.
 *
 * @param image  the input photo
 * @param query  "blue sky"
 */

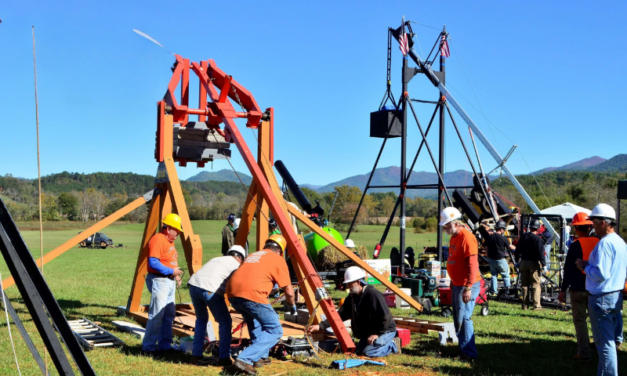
xmin=1 ymin=1 xmax=626 ymax=186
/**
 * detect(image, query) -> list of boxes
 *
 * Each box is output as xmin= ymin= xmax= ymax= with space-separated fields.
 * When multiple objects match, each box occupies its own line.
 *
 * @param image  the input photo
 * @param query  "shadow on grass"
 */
xmin=422 ymin=339 xmax=627 ymax=376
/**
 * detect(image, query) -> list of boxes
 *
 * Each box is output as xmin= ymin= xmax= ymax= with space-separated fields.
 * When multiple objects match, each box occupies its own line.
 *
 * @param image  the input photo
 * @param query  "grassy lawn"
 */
xmin=0 ymin=220 xmax=626 ymax=375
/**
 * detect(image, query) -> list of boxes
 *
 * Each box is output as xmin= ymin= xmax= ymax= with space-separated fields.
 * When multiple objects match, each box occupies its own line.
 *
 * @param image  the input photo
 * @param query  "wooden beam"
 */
xmin=287 ymin=205 xmax=423 ymax=312
xmin=127 ymin=191 xmax=162 ymax=313
xmin=256 ymin=116 xmax=271 ymax=248
xmin=2 ymin=193 xmax=152 ymax=290
xmin=235 ymin=183 xmax=257 ymax=248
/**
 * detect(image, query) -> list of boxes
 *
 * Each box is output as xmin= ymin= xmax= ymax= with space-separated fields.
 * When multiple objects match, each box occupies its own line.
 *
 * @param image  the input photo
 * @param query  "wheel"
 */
xmin=480 ymin=305 xmax=489 ymax=316
xmin=100 ymin=241 xmax=107 ymax=249
xmin=440 ymin=308 xmax=451 ymax=318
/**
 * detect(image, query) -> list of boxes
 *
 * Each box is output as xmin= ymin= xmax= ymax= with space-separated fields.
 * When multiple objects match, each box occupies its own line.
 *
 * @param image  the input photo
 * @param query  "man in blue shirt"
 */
xmin=576 ymin=204 xmax=627 ymax=376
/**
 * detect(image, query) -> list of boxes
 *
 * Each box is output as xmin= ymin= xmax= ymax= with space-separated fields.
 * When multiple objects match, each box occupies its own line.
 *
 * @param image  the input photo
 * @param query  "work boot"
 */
xmin=253 ymin=358 xmax=271 ymax=368
xmin=191 ymin=355 xmax=211 ymax=365
xmin=234 ymin=359 xmax=257 ymax=375
xmin=218 ymin=358 xmax=233 ymax=366
xmin=573 ymin=354 xmax=591 ymax=361
xmin=394 ymin=337 xmax=402 ymax=354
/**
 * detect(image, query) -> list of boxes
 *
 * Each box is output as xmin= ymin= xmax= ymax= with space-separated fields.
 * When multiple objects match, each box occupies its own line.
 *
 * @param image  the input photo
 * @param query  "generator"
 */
xmin=400 ymin=270 xmax=439 ymax=312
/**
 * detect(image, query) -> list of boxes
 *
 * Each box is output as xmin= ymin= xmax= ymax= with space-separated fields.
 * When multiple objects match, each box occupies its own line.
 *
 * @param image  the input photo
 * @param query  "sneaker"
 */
xmin=393 ymin=337 xmax=402 ymax=354
xmin=253 ymin=358 xmax=271 ymax=368
xmin=234 ymin=359 xmax=257 ymax=375
xmin=573 ymin=354 xmax=591 ymax=361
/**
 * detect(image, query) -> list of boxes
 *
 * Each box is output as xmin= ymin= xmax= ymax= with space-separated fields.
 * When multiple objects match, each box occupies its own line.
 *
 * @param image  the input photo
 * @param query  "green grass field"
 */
xmin=1 ymin=220 xmax=626 ymax=375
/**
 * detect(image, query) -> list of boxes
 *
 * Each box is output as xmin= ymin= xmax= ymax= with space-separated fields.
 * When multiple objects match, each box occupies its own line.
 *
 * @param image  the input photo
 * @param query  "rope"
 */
xmin=520 ymin=154 xmax=552 ymax=208
xmin=31 ymin=26 xmax=48 ymax=376
xmin=208 ymin=131 xmax=270 ymax=223
xmin=449 ymin=41 xmax=503 ymax=155
xmin=1 ymin=272 xmax=22 ymax=375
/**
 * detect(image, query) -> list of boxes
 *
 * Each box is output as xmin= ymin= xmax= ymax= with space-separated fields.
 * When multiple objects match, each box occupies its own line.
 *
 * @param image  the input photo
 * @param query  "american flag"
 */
xmin=399 ymin=28 xmax=409 ymax=56
xmin=440 ymin=34 xmax=450 ymax=58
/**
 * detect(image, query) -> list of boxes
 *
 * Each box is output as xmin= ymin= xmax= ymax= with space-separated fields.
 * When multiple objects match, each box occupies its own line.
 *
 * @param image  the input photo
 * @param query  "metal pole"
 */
xmin=400 ymin=35 xmax=409 ymax=276
xmin=437 ymin=33 xmax=446 ymax=262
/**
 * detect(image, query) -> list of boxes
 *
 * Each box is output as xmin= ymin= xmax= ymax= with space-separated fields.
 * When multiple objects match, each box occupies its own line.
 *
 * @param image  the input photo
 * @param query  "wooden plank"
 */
xmin=2 ymin=195 xmax=149 ymax=290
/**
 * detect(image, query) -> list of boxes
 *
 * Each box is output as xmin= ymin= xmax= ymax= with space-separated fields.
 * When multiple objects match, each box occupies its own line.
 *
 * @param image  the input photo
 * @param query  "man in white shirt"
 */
xmin=187 ymin=245 xmax=246 ymax=365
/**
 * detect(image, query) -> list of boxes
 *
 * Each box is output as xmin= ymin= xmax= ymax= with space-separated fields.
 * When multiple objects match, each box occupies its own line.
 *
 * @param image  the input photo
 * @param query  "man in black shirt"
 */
xmin=558 ymin=212 xmax=599 ymax=361
xmin=480 ymin=220 xmax=515 ymax=295
xmin=308 ymin=266 xmax=400 ymax=357
xmin=515 ymin=219 xmax=546 ymax=310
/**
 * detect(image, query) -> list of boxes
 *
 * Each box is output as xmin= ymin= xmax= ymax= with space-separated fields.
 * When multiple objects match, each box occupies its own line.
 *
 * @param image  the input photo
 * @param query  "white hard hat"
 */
xmin=439 ymin=207 xmax=462 ymax=226
xmin=233 ymin=218 xmax=241 ymax=230
xmin=589 ymin=203 xmax=616 ymax=222
xmin=344 ymin=239 xmax=356 ymax=248
xmin=227 ymin=245 xmax=246 ymax=259
xmin=343 ymin=266 xmax=366 ymax=284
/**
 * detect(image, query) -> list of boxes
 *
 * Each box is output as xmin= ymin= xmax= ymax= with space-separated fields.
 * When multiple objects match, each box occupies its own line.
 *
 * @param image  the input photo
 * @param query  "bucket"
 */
xmin=180 ymin=336 xmax=194 ymax=353
xmin=396 ymin=288 xmax=412 ymax=309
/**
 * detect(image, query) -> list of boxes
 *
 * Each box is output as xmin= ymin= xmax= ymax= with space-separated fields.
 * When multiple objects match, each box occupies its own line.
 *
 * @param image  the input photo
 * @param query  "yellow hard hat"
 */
xmin=162 ymin=213 xmax=183 ymax=232
xmin=267 ymin=234 xmax=287 ymax=252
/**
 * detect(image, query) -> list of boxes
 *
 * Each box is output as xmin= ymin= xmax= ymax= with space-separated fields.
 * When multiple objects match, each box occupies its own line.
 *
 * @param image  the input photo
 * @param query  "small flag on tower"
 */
xmin=440 ymin=34 xmax=450 ymax=58
xmin=399 ymin=28 xmax=409 ymax=56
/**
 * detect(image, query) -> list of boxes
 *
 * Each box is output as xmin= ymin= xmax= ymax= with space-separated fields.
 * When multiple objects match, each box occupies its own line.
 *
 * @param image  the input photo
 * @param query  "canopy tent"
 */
xmin=539 ymin=202 xmax=591 ymax=221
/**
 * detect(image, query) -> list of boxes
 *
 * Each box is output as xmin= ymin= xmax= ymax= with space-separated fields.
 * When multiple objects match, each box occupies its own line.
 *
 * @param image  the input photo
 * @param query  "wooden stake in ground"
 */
xmin=32 ymin=25 xmax=49 ymax=376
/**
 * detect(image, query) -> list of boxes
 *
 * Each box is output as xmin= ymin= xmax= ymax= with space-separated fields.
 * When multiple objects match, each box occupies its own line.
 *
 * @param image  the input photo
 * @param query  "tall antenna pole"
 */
xmin=437 ymin=26 xmax=446 ymax=262
xmin=399 ymin=17 xmax=408 ymax=276
xmin=32 ymin=25 xmax=49 ymax=376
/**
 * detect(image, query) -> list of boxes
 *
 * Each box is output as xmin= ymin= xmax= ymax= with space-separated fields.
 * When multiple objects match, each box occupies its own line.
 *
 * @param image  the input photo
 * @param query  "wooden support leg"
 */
xmin=127 ymin=192 xmax=162 ymax=313
xmin=290 ymin=234 xmax=322 ymax=325
xmin=235 ymin=183 xmax=257 ymax=248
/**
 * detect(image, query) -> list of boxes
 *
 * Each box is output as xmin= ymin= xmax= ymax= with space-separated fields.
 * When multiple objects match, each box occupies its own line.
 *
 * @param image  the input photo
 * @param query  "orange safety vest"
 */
xmin=575 ymin=237 xmax=599 ymax=275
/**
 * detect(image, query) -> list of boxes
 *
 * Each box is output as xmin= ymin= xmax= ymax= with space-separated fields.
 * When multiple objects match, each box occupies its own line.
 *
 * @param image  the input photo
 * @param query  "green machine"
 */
xmin=401 ymin=271 xmax=439 ymax=312
xmin=303 ymin=227 xmax=344 ymax=259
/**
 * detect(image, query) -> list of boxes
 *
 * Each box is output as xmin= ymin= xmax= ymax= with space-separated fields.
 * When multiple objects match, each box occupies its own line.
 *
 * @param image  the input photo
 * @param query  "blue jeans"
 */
xmin=142 ymin=274 xmax=176 ymax=352
xmin=229 ymin=297 xmax=283 ymax=365
xmin=452 ymin=281 xmax=481 ymax=358
xmin=355 ymin=330 xmax=398 ymax=357
xmin=488 ymin=258 xmax=510 ymax=293
xmin=189 ymin=285 xmax=232 ymax=359
xmin=589 ymin=292 xmax=623 ymax=376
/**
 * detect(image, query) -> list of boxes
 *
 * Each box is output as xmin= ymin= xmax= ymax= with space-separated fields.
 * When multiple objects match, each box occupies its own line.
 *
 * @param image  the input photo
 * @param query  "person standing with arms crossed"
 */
xmin=558 ymin=212 xmax=599 ymax=361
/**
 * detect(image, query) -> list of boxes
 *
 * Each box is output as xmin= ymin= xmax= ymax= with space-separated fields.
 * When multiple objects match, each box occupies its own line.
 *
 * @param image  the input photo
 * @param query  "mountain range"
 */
xmin=185 ymin=154 xmax=627 ymax=198
xmin=187 ymin=169 xmax=253 ymax=185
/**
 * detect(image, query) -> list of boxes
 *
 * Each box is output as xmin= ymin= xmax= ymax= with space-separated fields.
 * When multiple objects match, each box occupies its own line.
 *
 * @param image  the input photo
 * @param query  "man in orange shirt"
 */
xmin=440 ymin=207 xmax=481 ymax=361
xmin=226 ymin=235 xmax=296 ymax=375
xmin=141 ymin=213 xmax=184 ymax=354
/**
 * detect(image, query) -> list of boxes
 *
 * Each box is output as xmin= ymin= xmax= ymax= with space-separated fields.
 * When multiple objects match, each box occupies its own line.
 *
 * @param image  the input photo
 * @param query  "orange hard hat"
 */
xmin=572 ymin=212 xmax=593 ymax=226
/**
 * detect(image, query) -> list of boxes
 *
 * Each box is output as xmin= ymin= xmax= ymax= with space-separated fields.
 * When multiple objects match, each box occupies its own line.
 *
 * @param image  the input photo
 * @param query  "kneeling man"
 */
xmin=308 ymin=266 xmax=400 ymax=357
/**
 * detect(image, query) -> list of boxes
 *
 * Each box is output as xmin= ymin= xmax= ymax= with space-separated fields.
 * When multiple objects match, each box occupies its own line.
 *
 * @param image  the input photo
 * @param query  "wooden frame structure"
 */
xmin=3 ymin=54 xmax=426 ymax=355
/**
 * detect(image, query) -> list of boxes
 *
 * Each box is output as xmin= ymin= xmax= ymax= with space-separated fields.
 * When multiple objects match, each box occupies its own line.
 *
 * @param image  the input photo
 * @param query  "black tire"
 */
xmin=440 ymin=308 xmax=451 ymax=318
xmin=480 ymin=305 xmax=489 ymax=316
xmin=100 ymin=241 xmax=107 ymax=249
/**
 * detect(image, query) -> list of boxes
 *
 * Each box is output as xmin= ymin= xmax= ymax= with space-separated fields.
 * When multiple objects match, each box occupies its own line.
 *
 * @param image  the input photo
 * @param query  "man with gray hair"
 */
xmin=439 ymin=207 xmax=481 ymax=361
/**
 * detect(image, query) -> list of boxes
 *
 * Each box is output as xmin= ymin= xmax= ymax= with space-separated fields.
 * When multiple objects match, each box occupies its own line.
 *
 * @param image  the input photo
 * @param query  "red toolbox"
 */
xmin=396 ymin=328 xmax=411 ymax=347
